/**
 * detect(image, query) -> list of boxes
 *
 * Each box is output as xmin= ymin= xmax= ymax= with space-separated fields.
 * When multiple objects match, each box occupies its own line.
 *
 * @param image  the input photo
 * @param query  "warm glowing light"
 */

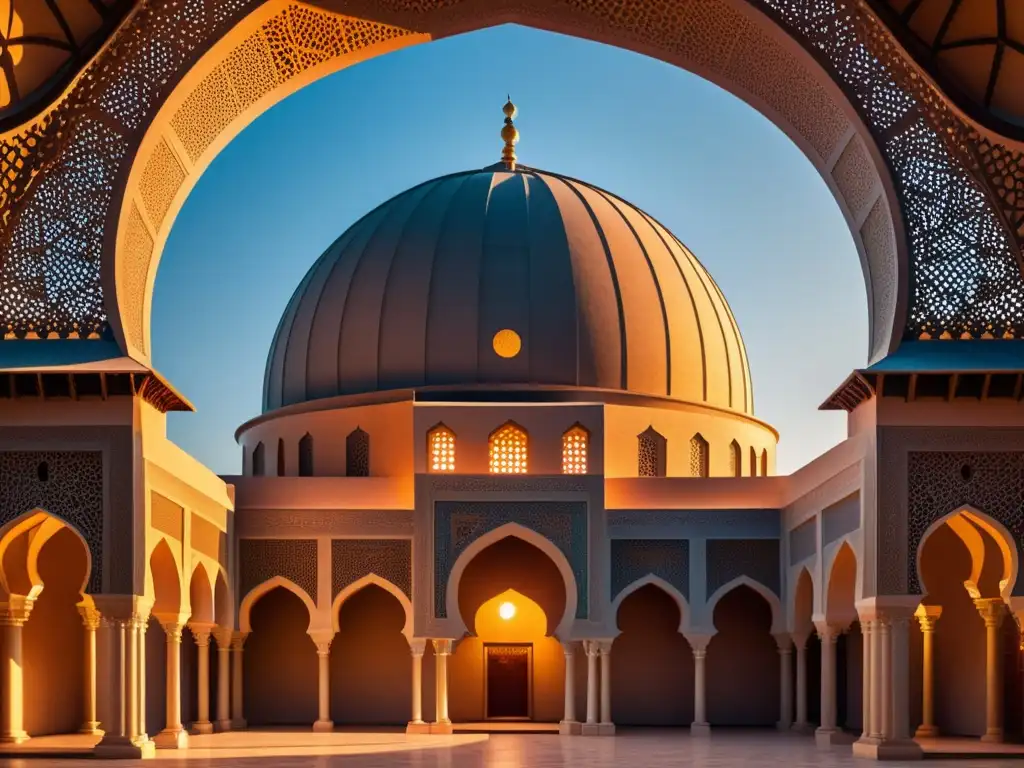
xmin=492 ymin=329 xmax=522 ymax=358
xmin=562 ymin=425 xmax=588 ymax=474
xmin=499 ymin=601 xmax=516 ymax=620
xmin=428 ymin=425 xmax=456 ymax=472
xmin=489 ymin=422 xmax=528 ymax=474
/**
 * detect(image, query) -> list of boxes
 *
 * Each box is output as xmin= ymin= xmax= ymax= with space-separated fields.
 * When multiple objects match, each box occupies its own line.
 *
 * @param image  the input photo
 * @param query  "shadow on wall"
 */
xmin=611 ymin=584 xmax=694 ymax=726
xmin=22 ymin=527 xmax=86 ymax=736
xmin=331 ymin=584 xmax=411 ymax=725
xmin=245 ymin=587 xmax=317 ymax=725
xmin=707 ymin=585 xmax=778 ymax=726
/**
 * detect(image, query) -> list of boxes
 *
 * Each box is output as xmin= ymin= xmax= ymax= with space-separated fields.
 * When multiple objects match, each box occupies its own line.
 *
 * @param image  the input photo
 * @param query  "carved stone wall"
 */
xmin=905 ymin=451 xmax=1024 ymax=595
xmin=0 ymin=451 xmax=104 ymax=593
xmin=706 ymin=538 xmax=780 ymax=597
xmin=432 ymin=500 xmax=588 ymax=620
xmin=239 ymin=538 xmax=317 ymax=601
xmin=331 ymin=538 xmax=411 ymax=599
xmin=610 ymin=539 xmax=689 ymax=601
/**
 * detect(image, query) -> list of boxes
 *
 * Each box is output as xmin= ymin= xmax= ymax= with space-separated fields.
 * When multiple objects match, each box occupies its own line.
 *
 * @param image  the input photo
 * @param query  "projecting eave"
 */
xmin=820 ymin=372 xmax=875 ymax=413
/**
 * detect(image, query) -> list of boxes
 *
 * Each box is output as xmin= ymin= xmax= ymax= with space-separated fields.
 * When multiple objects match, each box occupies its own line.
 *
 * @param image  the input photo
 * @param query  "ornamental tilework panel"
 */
xmin=906 ymin=452 xmax=1024 ymax=595
xmin=706 ymin=538 xmax=780 ymax=597
xmin=331 ymin=539 xmax=411 ymax=599
xmin=610 ymin=539 xmax=689 ymax=601
xmin=0 ymin=452 xmax=103 ymax=593
xmin=239 ymin=539 xmax=317 ymax=601
xmin=433 ymin=501 xmax=588 ymax=620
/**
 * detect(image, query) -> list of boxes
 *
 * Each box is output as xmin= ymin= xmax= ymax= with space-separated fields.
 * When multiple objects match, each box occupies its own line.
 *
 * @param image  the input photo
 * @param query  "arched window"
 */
xmin=760 ymin=449 xmax=768 ymax=477
xmin=749 ymin=446 xmax=758 ymax=477
xmin=428 ymin=424 xmax=456 ymax=473
xmin=729 ymin=440 xmax=742 ymax=478
xmin=689 ymin=433 xmax=709 ymax=478
xmin=298 ymin=433 xmax=314 ymax=477
xmin=637 ymin=427 xmax=667 ymax=478
xmin=489 ymin=422 xmax=528 ymax=474
xmin=562 ymin=424 xmax=589 ymax=475
xmin=346 ymin=427 xmax=370 ymax=477
xmin=277 ymin=438 xmax=285 ymax=476
xmin=252 ymin=442 xmax=265 ymax=476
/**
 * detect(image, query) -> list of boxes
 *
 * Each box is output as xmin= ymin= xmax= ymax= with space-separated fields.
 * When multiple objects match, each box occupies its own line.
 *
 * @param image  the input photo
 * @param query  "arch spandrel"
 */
xmin=1 ymin=0 xmax=1022 ymax=361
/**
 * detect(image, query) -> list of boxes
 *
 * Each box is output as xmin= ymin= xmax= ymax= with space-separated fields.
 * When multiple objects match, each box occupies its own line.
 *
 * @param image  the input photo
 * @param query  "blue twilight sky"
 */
xmin=152 ymin=24 xmax=866 ymax=477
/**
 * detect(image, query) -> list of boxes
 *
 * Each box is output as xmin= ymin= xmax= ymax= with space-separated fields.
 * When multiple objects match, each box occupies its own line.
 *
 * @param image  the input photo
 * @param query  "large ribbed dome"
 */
xmin=263 ymin=164 xmax=752 ymax=414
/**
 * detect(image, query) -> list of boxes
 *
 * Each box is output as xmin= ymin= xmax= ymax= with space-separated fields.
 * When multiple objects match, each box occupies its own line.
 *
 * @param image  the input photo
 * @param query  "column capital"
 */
xmin=772 ymin=633 xmax=792 ymax=653
xmin=91 ymin=594 xmax=152 ymax=624
xmin=432 ymin=638 xmax=453 ymax=656
xmin=974 ymin=597 xmax=1007 ymax=627
xmin=582 ymin=639 xmax=600 ymax=657
xmin=231 ymin=631 xmax=248 ymax=651
xmin=0 ymin=594 xmax=35 ymax=626
xmin=914 ymin=604 xmax=943 ymax=632
xmin=188 ymin=622 xmax=215 ymax=645
xmin=213 ymin=627 xmax=234 ymax=649
xmin=561 ymin=639 xmax=576 ymax=658
xmin=683 ymin=632 xmax=714 ymax=652
xmin=813 ymin=620 xmax=843 ymax=642
xmin=596 ymin=640 xmax=613 ymax=655
xmin=160 ymin=621 xmax=185 ymax=642
xmin=409 ymin=638 xmax=427 ymax=657
xmin=77 ymin=602 xmax=101 ymax=631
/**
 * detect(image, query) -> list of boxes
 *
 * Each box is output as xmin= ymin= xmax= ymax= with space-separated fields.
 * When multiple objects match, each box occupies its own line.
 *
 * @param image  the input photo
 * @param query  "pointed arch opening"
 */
xmin=489 ymin=421 xmax=528 ymax=474
xmin=749 ymin=446 xmax=758 ymax=477
xmin=689 ymin=433 xmax=709 ymax=478
xmin=561 ymin=424 xmax=588 ymax=475
xmin=638 ymin=427 xmax=666 ymax=478
xmin=729 ymin=440 xmax=742 ymax=478
xmin=298 ymin=433 xmax=314 ymax=477
xmin=276 ymin=438 xmax=285 ymax=477
xmin=346 ymin=427 xmax=370 ymax=477
xmin=760 ymin=449 xmax=769 ymax=476
xmin=824 ymin=540 xmax=863 ymax=734
xmin=427 ymin=423 xmax=456 ymax=473
xmin=252 ymin=441 xmax=265 ymax=476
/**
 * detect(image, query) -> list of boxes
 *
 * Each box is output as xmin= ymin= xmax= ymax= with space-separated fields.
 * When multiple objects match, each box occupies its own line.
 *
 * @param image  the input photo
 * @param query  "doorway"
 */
xmin=485 ymin=644 xmax=532 ymax=719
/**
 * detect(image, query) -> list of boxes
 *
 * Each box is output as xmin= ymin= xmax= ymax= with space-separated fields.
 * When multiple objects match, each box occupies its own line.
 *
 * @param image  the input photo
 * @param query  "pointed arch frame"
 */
xmin=611 ymin=574 xmax=691 ymax=635
xmin=331 ymin=573 xmax=412 ymax=639
xmin=239 ymin=575 xmax=317 ymax=634
xmin=0 ymin=509 xmax=94 ymax=599
xmin=706 ymin=574 xmax=784 ymax=634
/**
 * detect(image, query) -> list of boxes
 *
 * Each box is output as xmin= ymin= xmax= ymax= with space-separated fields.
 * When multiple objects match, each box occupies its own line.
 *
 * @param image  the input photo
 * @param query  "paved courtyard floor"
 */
xmin=3 ymin=731 xmax=1024 ymax=767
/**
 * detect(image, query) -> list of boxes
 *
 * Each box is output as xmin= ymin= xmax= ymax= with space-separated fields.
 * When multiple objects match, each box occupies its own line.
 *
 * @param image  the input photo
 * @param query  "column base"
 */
xmin=791 ymin=721 xmax=814 ymax=734
xmin=429 ymin=722 xmax=453 ymax=735
xmin=981 ymin=730 xmax=1004 ymax=743
xmin=406 ymin=721 xmax=431 ymax=734
xmin=231 ymin=718 xmax=247 ymax=730
xmin=0 ymin=731 xmax=29 ymax=744
xmin=191 ymin=721 xmax=214 ymax=735
xmin=559 ymin=720 xmax=581 ymax=735
xmin=312 ymin=720 xmax=334 ymax=733
xmin=914 ymin=725 xmax=939 ymax=738
xmin=598 ymin=723 xmax=616 ymax=736
xmin=154 ymin=728 xmax=189 ymax=749
xmin=816 ymin=728 xmax=855 ymax=748
xmin=79 ymin=722 xmax=103 ymax=736
xmin=216 ymin=719 xmax=233 ymax=732
xmin=94 ymin=734 xmax=156 ymax=759
xmin=690 ymin=722 xmax=710 ymax=737
xmin=581 ymin=723 xmax=601 ymax=736
xmin=853 ymin=737 xmax=923 ymax=761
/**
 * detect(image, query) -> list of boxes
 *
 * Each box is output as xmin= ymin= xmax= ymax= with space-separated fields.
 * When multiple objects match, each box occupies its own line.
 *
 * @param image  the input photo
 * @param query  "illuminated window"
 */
xmin=729 ymin=440 xmax=741 ymax=478
xmin=760 ymin=449 xmax=768 ymax=477
xmin=489 ymin=422 xmax=528 ymax=474
xmin=562 ymin=425 xmax=589 ymax=475
xmin=689 ymin=434 xmax=709 ymax=478
xmin=428 ymin=424 xmax=456 ymax=472
xmin=750 ymin=446 xmax=758 ymax=477
xmin=638 ymin=427 xmax=666 ymax=477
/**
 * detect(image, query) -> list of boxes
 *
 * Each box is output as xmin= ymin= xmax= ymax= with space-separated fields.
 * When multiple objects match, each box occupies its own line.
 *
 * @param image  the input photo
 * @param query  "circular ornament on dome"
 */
xmin=492 ymin=329 xmax=522 ymax=358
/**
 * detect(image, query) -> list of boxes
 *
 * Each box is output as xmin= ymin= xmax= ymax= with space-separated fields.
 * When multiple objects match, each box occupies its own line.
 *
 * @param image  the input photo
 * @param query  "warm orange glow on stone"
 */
xmin=499 ymin=601 xmax=516 ymax=620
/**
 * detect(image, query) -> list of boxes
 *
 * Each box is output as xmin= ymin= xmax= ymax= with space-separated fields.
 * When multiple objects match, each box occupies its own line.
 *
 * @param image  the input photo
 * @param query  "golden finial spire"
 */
xmin=501 ymin=96 xmax=519 ymax=171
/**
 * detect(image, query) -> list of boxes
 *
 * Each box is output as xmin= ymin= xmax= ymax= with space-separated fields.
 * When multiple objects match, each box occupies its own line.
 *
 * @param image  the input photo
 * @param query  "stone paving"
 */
xmin=2 ymin=731 xmax=1024 ymax=767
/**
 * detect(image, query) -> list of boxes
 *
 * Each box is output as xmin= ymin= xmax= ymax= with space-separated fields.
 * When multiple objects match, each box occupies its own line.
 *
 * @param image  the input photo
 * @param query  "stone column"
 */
xmin=406 ymin=640 xmax=428 ymax=733
xmin=814 ymin=622 xmax=840 ymax=748
xmin=690 ymin=637 xmax=711 ymax=737
xmin=154 ymin=621 xmax=187 ymax=749
xmin=773 ymin=633 xmax=793 ymax=730
xmin=792 ymin=633 xmax=810 ymax=732
xmin=431 ymin=639 xmax=453 ymax=734
xmin=860 ymin=619 xmax=872 ymax=740
xmin=135 ymin=616 xmax=150 ymax=744
xmin=598 ymin=641 xmax=614 ymax=735
xmin=559 ymin=641 xmax=580 ymax=735
xmin=312 ymin=637 xmax=333 ymax=732
xmin=214 ymin=629 xmax=232 ymax=731
xmin=0 ymin=598 xmax=33 ymax=744
xmin=976 ymin=598 xmax=1006 ymax=743
xmin=78 ymin=605 xmax=102 ymax=736
xmin=914 ymin=606 xmax=942 ymax=738
xmin=582 ymin=640 xmax=600 ymax=735
xmin=231 ymin=633 xmax=247 ymax=729
xmin=190 ymin=624 xmax=214 ymax=734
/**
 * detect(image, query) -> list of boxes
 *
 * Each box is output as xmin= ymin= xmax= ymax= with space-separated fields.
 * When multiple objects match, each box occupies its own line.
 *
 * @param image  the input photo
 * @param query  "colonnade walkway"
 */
xmin=4 ymin=729 xmax=1024 ymax=763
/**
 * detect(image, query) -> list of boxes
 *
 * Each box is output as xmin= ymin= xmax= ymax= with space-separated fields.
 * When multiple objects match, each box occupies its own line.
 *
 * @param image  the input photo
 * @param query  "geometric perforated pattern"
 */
xmin=689 ymin=433 xmax=709 ymax=478
xmin=610 ymin=539 xmax=689 ymax=601
xmin=0 ymin=451 xmax=103 ymax=593
xmin=905 ymin=451 xmax=1024 ymax=595
xmin=433 ymin=500 xmax=588 ymax=620
xmin=239 ymin=538 xmax=318 ymax=602
xmin=638 ymin=427 xmax=666 ymax=478
xmin=706 ymin=538 xmax=780 ymax=597
xmin=345 ymin=427 xmax=370 ymax=477
xmin=331 ymin=539 xmax=411 ymax=600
